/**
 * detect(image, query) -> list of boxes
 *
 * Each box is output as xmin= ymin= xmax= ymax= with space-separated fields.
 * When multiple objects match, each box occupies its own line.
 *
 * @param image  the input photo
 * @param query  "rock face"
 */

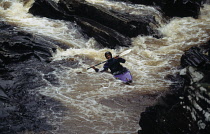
xmin=0 ymin=22 xmax=58 ymax=66
xmin=29 ymin=0 xmax=162 ymax=48
xmin=60 ymin=0 xmax=159 ymax=37
xmin=138 ymin=41 xmax=210 ymax=134
xmin=0 ymin=22 xmax=77 ymax=133
xmin=121 ymin=0 xmax=206 ymax=18
xmin=74 ymin=17 xmax=131 ymax=48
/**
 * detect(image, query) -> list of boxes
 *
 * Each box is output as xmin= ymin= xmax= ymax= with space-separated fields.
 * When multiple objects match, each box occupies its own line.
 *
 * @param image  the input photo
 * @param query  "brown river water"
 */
xmin=0 ymin=0 xmax=210 ymax=133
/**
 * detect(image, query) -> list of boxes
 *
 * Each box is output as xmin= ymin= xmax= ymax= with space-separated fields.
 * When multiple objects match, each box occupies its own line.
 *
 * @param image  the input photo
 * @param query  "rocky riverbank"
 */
xmin=139 ymin=41 xmax=210 ymax=134
xmin=0 ymin=0 xmax=209 ymax=133
xmin=0 ymin=21 xmax=80 ymax=133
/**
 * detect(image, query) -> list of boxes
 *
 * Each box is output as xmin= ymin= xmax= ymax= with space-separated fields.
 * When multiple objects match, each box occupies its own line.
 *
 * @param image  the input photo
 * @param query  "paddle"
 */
xmin=87 ymin=49 xmax=131 ymax=70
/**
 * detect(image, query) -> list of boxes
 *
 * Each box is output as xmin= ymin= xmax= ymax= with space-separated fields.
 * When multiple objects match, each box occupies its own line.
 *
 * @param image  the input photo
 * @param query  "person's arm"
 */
xmin=92 ymin=66 xmax=99 ymax=72
xmin=92 ymin=62 xmax=109 ymax=72
xmin=115 ymin=56 xmax=126 ymax=63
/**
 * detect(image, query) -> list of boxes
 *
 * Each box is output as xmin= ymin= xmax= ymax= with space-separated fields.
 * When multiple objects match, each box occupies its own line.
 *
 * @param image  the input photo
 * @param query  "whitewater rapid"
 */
xmin=0 ymin=0 xmax=210 ymax=133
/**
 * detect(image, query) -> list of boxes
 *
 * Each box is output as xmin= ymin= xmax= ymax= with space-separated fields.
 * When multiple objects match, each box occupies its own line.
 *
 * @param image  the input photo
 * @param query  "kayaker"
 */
xmin=92 ymin=51 xmax=132 ymax=84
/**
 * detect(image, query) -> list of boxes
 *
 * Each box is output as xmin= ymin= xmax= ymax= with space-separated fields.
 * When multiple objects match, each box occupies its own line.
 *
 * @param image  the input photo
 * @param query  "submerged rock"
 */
xmin=139 ymin=42 xmax=210 ymax=134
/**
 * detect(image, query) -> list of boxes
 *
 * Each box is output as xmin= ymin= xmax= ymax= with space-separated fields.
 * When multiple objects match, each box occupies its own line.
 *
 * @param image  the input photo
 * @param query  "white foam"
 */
xmin=1 ymin=0 xmax=210 ymax=133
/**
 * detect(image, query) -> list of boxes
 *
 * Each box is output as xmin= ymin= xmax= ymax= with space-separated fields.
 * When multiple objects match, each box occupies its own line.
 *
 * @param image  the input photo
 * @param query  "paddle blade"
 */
xmin=119 ymin=49 xmax=132 ymax=57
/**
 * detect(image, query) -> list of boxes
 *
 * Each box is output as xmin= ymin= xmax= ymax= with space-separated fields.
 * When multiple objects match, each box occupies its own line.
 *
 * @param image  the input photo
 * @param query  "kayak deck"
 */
xmin=114 ymin=70 xmax=132 ymax=84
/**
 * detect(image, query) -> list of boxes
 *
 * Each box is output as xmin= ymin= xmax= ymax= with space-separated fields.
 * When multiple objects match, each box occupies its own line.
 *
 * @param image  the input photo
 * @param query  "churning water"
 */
xmin=0 ymin=0 xmax=210 ymax=133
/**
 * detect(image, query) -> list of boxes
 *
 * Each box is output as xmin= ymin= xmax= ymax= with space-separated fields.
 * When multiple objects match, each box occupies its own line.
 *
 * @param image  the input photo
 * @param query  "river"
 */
xmin=0 ymin=0 xmax=210 ymax=133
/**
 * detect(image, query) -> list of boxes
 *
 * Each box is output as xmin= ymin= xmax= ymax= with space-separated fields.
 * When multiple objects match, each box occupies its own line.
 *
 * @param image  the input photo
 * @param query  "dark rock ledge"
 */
xmin=0 ymin=22 xmax=74 ymax=133
xmin=29 ymin=0 xmax=162 ymax=48
xmin=138 ymin=41 xmax=210 ymax=134
xmin=118 ymin=0 xmax=206 ymax=18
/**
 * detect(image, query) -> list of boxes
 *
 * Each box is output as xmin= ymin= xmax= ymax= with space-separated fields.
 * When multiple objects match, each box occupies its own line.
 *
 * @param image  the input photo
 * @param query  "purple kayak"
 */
xmin=114 ymin=70 xmax=132 ymax=84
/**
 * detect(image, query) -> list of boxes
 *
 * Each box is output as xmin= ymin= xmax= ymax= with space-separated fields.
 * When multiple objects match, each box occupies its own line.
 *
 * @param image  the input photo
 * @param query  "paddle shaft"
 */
xmin=87 ymin=60 xmax=107 ymax=70
xmin=87 ymin=49 xmax=131 ymax=70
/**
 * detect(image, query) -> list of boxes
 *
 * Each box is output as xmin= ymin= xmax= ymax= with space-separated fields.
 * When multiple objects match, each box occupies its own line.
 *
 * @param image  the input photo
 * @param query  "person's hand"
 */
xmin=114 ymin=55 xmax=119 ymax=59
xmin=91 ymin=66 xmax=99 ymax=72
xmin=91 ymin=66 xmax=96 ymax=69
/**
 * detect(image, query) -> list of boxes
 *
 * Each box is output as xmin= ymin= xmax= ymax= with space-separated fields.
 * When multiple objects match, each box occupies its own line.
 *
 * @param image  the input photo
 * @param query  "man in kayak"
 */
xmin=92 ymin=51 xmax=132 ymax=84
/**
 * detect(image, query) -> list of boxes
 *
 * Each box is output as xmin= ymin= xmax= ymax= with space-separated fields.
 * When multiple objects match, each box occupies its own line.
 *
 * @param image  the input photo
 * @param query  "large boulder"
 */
xmin=28 ymin=0 xmax=73 ymax=21
xmin=121 ymin=0 xmax=206 ymax=18
xmin=74 ymin=17 xmax=131 ymax=48
xmin=29 ymin=0 xmax=161 ymax=48
xmin=0 ymin=21 xmax=69 ymax=67
xmin=59 ymin=0 xmax=160 ymax=37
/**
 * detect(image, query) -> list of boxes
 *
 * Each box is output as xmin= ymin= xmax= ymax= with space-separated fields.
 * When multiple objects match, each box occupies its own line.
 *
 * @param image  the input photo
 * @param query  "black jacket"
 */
xmin=95 ymin=57 xmax=127 ymax=75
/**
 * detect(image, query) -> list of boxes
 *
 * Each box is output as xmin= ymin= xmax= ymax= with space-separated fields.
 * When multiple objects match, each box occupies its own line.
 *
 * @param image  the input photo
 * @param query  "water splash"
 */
xmin=0 ymin=0 xmax=89 ymax=48
xmin=86 ymin=0 xmax=165 ymax=27
xmin=1 ymin=0 xmax=210 ymax=133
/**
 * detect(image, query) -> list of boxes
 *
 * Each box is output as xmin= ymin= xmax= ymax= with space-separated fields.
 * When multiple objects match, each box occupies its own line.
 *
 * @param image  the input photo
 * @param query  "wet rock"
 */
xmin=0 ymin=89 xmax=9 ymax=101
xmin=29 ymin=0 xmax=161 ymax=48
xmin=0 ymin=103 xmax=9 ymax=118
xmin=0 ymin=60 xmax=62 ymax=133
xmin=52 ymin=58 xmax=80 ymax=68
xmin=44 ymin=74 xmax=59 ymax=86
xmin=0 ymin=22 xmax=58 ymax=65
xmin=181 ymin=46 xmax=210 ymax=68
xmin=122 ymin=0 xmax=206 ymax=18
xmin=0 ymin=22 xmax=74 ymax=133
xmin=139 ymin=42 xmax=210 ymax=134
xmin=0 ymin=103 xmax=16 ymax=118
xmin=75 ymin=17 xmax=131 ymax=48
xmin=28 ymin=0 xmax=73 ymax=21
xmin=61 ymin=0 xmax=160 ymax=37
